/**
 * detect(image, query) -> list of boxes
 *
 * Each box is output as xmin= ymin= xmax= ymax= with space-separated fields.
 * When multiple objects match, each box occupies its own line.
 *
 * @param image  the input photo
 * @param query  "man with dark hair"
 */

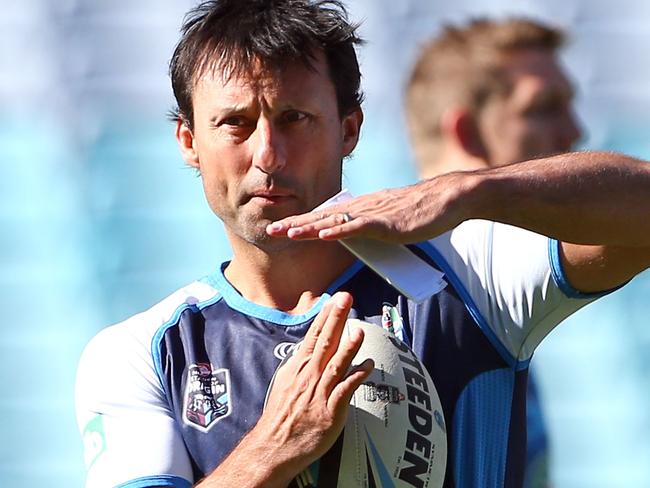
xmin=168 ymin=0 xmax=364 ymax=129
xmin=78 ymin=2 xmax=370 ymax=487
xmin=405 ymin=18 xmax=581 ymax=488
xmin=76 ymin=1 xmax=650 ymax=488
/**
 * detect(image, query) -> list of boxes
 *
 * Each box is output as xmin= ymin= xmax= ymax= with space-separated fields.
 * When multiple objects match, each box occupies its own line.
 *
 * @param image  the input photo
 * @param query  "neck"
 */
xmin=224 ymin=236 xmax=355 ymax=314
xmin=417 ymin=142 xmax=490 ymax=179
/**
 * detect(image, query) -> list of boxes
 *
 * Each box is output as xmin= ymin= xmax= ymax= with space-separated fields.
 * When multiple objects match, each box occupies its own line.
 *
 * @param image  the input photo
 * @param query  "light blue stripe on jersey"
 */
xmin=203 ymin=260 xmax=365 ymax=326
xmin=453 ymin=368 xmax=514 ymax=488
xmin=151 ymin=292 xmax=224 ymax=388
xmin=416 ymin=242 xmax=525 ymax=370
xmin=115 ymin=475 xmax=191 ymax=488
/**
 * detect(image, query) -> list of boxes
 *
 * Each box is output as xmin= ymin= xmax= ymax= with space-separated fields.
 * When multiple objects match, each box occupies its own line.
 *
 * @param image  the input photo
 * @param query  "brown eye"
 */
xmin=282 ymin=111 xmax=307 ymax=124
xmin=221 ymin=116 xmax=247 ymax=127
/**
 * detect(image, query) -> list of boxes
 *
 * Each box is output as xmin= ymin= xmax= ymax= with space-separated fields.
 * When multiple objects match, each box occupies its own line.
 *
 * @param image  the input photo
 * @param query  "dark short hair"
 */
xmin=169 ymin=0 xmax=364 ymax=129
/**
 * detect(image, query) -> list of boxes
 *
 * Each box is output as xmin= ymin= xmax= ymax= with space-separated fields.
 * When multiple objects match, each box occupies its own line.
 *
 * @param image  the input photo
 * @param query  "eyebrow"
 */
xmin=210 ymin=99 xmax=306 ymax=120
xmin=208 ymin=103 xmax=254 ymax=123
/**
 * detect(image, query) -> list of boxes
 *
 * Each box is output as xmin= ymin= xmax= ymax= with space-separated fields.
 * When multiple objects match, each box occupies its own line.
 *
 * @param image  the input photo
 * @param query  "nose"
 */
xmin=252 ymin=117 xmax=287 ymax=175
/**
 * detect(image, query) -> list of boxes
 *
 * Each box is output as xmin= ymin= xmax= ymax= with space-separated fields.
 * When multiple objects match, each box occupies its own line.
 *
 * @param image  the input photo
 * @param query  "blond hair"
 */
xmin=405 ymin=18 xmax=565 ymax=169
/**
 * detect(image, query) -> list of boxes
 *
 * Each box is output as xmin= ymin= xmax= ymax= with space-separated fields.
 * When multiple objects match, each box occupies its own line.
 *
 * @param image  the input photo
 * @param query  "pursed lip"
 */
xmin=247 ymin=188 xmax=296 ymax=204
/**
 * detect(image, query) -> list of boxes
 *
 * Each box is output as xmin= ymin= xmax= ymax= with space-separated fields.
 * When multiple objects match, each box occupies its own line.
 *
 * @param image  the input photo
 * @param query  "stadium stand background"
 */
xmin=1 ymin=0 xmax=649 ymax=486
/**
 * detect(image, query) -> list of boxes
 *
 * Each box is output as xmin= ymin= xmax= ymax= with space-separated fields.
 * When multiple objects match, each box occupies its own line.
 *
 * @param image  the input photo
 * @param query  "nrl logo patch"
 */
xmin=183 ymin=363 xmax=231 ymax=432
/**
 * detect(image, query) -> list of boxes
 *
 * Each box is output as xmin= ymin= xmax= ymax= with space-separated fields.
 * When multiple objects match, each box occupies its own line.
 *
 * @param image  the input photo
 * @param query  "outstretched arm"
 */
xmin=267 ymin=151 xmax=650 ymax=292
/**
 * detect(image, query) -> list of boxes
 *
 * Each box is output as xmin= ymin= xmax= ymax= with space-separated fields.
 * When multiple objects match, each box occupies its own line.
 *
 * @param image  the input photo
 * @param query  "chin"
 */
xmin=235 ymin=219 xmax=297 ymax=252
xmin=247 ymin=232 xmax=300 ymax=253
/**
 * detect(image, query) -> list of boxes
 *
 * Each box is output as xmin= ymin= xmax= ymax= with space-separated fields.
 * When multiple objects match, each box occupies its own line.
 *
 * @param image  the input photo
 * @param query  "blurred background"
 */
xmin=2 ymin=0 xmax=650 ymax=486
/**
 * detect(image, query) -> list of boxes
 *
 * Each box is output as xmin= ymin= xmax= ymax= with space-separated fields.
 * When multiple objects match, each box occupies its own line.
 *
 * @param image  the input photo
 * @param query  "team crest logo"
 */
xmin=183 ymin=363 xmax=231 ymax=432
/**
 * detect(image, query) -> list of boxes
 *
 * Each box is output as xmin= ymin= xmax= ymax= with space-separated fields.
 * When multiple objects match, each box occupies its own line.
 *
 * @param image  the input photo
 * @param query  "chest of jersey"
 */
xmin=156 ymin=264 xmax=522 ymax=486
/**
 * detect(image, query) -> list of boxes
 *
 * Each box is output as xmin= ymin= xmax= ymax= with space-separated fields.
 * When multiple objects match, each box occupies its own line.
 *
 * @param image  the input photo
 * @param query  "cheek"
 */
xmin=313 ymin=143 xmax=343 ymax=180
xmin=200 ymin=169 xmax=227 ymax=215
xmin=519 ymin=119 xmax=561 ymax=154
xmin=293 ymin=127 xmax=343 ymax=175
xmin=197 ymin=152 xmax=242 ymax=210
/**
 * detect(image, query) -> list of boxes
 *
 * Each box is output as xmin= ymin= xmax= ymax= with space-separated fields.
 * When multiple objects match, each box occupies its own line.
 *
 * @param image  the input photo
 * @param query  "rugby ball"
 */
xmin=268 ymin=319 xmax=447 ymax=488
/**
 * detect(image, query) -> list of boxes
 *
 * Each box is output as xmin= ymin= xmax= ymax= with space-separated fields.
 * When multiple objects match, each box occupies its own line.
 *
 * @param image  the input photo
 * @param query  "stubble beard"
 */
xmin=229 ymin=208 xmax=299 ymax=254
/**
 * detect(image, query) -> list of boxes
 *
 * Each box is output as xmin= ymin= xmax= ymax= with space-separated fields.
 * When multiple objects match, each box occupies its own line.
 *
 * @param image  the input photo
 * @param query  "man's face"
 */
xmin=178 ymin=52 xmax=362 ymax=250
xmin=477 ymin=48 xmax=581 ymax=165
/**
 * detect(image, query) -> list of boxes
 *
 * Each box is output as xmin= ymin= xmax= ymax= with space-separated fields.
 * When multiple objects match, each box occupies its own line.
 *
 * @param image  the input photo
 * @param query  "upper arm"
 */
xmin=76 ymin=325 xmax=193 ymax=488
xmin=560 ymin=242 xmax=650 ymax=293
xmin=431 ymin=220 xmax=603 ymax=362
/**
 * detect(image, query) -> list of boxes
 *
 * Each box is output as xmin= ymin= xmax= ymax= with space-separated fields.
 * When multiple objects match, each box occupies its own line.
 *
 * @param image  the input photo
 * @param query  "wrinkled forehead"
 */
xmin=191 ymin=49 xmax=336 ymax=110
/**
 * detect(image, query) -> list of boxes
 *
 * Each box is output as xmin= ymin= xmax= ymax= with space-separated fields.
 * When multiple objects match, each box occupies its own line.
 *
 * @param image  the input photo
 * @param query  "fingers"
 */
xmin=287 ymin=213 xmax=344 ymax=239
xmin=328 ymin=357 xmax=374 ymax=414
xmin=291 ymin=292 xmax=351 ymax=366
xmin=298 ymin=298 xmax=332 ymax=357
xmin=265 ymin=211 xmax=326 ymax=238
xmin=267 ymin=211 xmax=369 ymax=241
xmin=307 ymin=214 xmax=367 ymax=241
xmin=309 ymin=293 xmax=353 ymax=371
xmin=319 ymin=324 xmax=367 ymax=396
xmin=288 ymin=292 xmax=372 ymax=405
xmin=266 ymin=210 xmax=349 ymax=238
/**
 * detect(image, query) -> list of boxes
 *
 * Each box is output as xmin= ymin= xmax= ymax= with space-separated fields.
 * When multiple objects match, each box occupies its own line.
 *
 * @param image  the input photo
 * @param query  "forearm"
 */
xmin=462 ymin=151 xmax=650 ymax=247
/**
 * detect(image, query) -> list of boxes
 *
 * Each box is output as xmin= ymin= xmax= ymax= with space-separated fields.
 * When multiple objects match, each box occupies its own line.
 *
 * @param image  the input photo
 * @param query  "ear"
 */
xmin=175 ymin=119 xmax=200 ymax=169
xmin=440 ymin=107 xmax=486 ymax=159
xmin=341 ymin=108 xmax=364 ymax=157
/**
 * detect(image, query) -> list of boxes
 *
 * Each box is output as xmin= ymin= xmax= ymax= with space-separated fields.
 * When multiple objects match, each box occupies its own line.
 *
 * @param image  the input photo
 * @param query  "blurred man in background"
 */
xmin=405 ymin=18 xmax=581 ymax=487
xmin=406 ymin=18 xmax=579 ymax=176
